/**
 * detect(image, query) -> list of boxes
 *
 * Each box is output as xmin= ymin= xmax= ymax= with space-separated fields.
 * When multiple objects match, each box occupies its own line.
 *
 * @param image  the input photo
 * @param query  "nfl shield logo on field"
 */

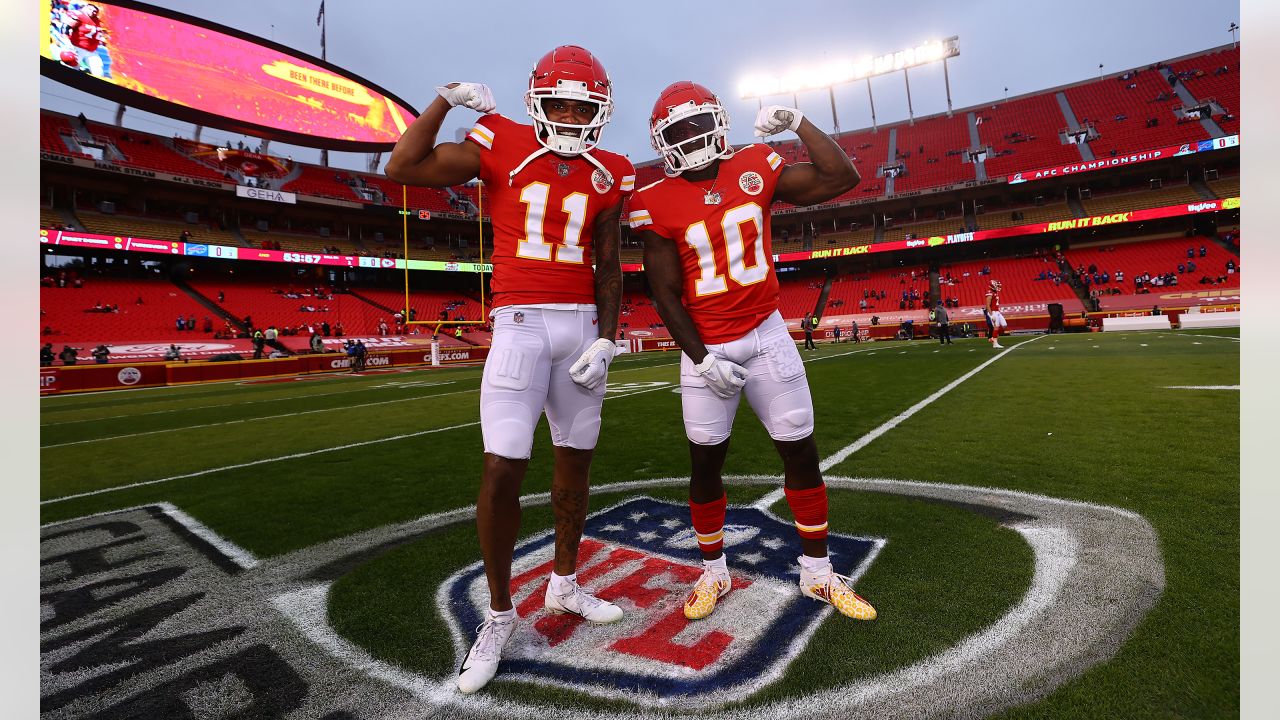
xmin=440 ymin=497 xmax=882 ymax=708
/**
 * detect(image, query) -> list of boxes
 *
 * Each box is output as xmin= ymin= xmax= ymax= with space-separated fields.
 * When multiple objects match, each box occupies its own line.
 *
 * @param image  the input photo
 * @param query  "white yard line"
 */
xmin=817 ymin=335 xmax=1047 ymax=473
xmin=40 ymin=382 xmax=677 ymax=506
xmin=40 ymin=388 xmax=481 ymax=449
xmin=1163 ymin=385 xmax=1239 ymax=390
xmin=40 ymin=381 xmax=458 ymax=426
xmin=1177 ymin=332 xmax=1240 ymax=342
xmin=750 ymin=337 xmax=1041 ymax=509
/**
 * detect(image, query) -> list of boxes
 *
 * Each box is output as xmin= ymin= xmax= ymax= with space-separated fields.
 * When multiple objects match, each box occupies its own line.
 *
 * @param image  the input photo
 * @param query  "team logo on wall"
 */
xmin=591 ymin=169 xmax=613 ymax=194
xmin=738 ymin=171 xmax=764 ymax=195
xmin=116 ymin=367 xmax=143 ymax=385
xmin=440 ymin=497 xmax=881 ymax=707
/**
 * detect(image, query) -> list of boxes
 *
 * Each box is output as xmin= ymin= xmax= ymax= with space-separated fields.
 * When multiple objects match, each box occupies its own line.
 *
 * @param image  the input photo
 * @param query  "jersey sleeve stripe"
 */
xmin=467 ymin=125 xmax=494 ymax=150
xmin=620 ymin=174 xmax=636 ymax=191
xmin=627 ymin=211 xmax=652 ymax=229
xmin=766 ymin=152 xmax=783 ymax=171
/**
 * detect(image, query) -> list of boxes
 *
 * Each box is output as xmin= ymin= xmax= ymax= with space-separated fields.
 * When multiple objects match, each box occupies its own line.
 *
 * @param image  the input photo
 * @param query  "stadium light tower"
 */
xmin=737 ymin=36 xmax=959 ymax=133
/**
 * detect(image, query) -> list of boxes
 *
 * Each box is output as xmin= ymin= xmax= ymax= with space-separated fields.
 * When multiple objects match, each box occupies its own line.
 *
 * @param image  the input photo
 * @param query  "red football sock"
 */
xmin=689 ymin=494 xmax=727 ymax=554
xmin=784 ymin=485 xmax=829 ymax=540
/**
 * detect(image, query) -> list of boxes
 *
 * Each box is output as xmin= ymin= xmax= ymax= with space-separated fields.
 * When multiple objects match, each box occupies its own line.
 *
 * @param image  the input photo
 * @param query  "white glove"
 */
xmin=569 ymin=338 xmax=617 ymax=391
xmin=694 ymin=354 xmax=748 ymax=398
xmin=435 ymin=82 xmax=496 ymax=113
xmin=754 ymin=105 xmax=804 ymax=137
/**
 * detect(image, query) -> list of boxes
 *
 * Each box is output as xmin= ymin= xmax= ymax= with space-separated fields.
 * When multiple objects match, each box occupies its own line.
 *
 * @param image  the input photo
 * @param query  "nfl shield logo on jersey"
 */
xmin=738 ymin=171 xmax=764 ymax=195
xmin=591 ymin=168 xmax=613 ymax=194
xmin=440 ymin=497 xmax=883 ymax=708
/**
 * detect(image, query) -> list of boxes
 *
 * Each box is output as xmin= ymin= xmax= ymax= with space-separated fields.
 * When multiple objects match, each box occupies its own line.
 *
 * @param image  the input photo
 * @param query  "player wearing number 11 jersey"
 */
xmin=631 ymin=81 xmax=877 ymax=624
xmin=386 ymin=45 xmax=635 ymax=694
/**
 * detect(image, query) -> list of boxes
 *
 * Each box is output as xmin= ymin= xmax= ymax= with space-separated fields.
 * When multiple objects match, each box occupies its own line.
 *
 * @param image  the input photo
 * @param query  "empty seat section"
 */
xmin=892 ymin=114 xmax=975 ymax=192
xmin=978 ymin=93 xmax=1081 ymax=177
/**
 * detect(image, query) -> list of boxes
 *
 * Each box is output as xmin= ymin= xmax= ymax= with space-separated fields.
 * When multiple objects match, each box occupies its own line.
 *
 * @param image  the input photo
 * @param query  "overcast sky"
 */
xmin=39 ymin=0 xmax=1240 ymax=172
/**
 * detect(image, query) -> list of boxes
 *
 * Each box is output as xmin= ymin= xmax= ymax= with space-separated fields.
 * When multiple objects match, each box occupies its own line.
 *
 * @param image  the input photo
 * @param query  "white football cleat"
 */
xmin=545 ymin=577 xmax=623 ymax=623
xmin=992 ymin=341 xmax=1004 ymax=349
xmin=457 ymin=611 xmax=517 ymax=694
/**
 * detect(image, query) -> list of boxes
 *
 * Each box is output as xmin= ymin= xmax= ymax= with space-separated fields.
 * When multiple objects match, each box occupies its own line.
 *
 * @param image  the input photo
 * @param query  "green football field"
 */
xmin=39 ymin=328 xmax=1240 ymax=719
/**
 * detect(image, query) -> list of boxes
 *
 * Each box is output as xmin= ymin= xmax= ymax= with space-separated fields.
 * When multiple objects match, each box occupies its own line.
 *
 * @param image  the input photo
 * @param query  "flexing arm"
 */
xmin=591 ymin=201 xmax=624 ymax=341
xmin=755 ymin=106 xmax=859 ymax=206
xmin=385 ymin=89 xmax=484 ymax=187
xmin=641 ymin=230 xmax=709 ymax=362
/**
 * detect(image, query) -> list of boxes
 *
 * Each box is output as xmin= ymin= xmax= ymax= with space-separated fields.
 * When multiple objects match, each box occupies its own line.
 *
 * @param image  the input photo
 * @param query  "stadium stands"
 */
xmin=619 ymin=291 xmax=664 ymax=330
xmin=777 ymin=274 xmax=827 ymax=319
xmin=975 ymin=199 xmax=1076 ymax=231
xmin=1080 ymin=183 xmax=1204 ymax=216
xmin=282 ymin=165 xmax=364 ymax=201
xmin=1060 ymin=69 xmax=1209 ymax=158
xmin=1065 ymin=236 xmax=1235 ymax=297
xmin=1207 ymin=173 xmax=1239 ymax=199
xmin=977 ymin=93 xmax=1083 ymax=178
xmin=939 ymin=256 xmax=1081 ymax=307
xmin=75 ymin=210 xmax=240 ymax=246
xmin=1168 ymin=46 xmax=1240 ymax=134
xmin=824 ymin=266 xmax=929 ymax=313
xmin=40 ymin=277 xmax=213 ymax=342
xmin=891 ymin=113 xmax=976 ymax=192
xmin=85 ymin=121 xmax=229 ymax=181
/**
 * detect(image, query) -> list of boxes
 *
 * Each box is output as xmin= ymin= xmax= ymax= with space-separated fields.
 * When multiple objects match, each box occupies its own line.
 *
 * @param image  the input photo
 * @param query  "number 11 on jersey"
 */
xmin=517 ymin=182 xmax=587 ymax=264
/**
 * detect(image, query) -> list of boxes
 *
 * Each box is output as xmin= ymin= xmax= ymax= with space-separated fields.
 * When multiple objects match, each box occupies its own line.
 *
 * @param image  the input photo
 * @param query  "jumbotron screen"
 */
xmin=39 ymin=0 xmax=417 ymax=151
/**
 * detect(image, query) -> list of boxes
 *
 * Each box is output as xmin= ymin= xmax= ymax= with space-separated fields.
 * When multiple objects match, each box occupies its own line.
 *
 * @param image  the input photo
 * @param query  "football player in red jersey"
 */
xmin=631 ymin=82 xmax=877 ymax=623
xmin=65 ymin=4 xmax=107 ymax=78
xmin=386 ymin=46 xmax=635 ymax=694
xmin=985 ymin=279 xmax=1006 ymax=348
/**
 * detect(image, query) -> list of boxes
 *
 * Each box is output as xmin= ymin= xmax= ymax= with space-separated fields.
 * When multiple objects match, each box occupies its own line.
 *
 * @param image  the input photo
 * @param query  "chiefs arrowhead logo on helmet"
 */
xmin=649 ymin=81 xmax=735 ymax=177
xmin=990 ymin=279 xmax=1003 ymax=292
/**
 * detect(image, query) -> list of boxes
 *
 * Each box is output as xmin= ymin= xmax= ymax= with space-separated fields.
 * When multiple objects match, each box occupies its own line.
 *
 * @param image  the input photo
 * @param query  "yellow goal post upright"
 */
xmin=398 ymin=183 xmax=490 ymax=353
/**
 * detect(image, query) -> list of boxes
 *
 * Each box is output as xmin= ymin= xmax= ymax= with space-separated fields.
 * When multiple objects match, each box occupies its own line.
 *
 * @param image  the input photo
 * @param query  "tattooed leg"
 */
xmin=550 ymin=446 xmax=594 ymax=576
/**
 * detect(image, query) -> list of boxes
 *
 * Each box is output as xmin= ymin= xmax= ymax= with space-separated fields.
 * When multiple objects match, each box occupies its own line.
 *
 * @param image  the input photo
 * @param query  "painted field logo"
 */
xmin=441 ymin=497 xmax=881 ymax=706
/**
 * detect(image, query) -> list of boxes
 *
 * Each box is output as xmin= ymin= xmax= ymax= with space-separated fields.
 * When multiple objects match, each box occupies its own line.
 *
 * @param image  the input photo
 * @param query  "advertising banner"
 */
xmin=1006 ymin=135 xmax=1239 ymax=184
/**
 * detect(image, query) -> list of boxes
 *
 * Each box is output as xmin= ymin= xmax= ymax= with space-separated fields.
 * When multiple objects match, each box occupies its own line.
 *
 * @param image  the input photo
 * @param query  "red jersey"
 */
xmin=629 ymin=144 xmax=786 ymax=343
xmin=465 ymin=114 xmax=634 ymax=308
xmin=69 ymin=12 xmax=103 ymax=52
xmin=985 ymin=292 xmax=1001 ymax=312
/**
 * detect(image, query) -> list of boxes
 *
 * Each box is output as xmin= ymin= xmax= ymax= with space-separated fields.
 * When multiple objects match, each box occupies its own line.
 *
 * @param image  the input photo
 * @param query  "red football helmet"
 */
xmin=649 ymin=81 xmax=734 ymax=176
xmin=990 ymin=279 xmax=1003 ymax=292
xmin=524 ymin=45 xmax=613 ymax=156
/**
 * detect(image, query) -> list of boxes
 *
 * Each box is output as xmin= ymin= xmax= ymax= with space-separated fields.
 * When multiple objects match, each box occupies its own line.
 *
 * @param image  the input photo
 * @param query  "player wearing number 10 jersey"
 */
xmin=631 ymin=81 xmax=877 ymax=624
xmin=386 ymin=45 xmax=634 ymax=694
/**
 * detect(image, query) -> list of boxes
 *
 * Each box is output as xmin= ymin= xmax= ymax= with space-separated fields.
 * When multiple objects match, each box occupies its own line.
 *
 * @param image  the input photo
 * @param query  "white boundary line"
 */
xmin=1163 ymin=385 xmax=1240 ymax=390
xmin=1176 ymin=332 xmax=1240 ymax=342
xmin=156 ymin=502 xmax=260 ymax=570
xmin=818 ymin=334 xmax=1047 ymax=472
xmin=40 ymin=382 xmax=678 ymax=506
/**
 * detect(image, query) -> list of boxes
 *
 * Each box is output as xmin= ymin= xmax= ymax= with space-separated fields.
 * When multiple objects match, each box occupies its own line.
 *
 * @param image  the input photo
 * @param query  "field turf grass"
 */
xmin=39 ymin=328 xmax=1240 ymax=718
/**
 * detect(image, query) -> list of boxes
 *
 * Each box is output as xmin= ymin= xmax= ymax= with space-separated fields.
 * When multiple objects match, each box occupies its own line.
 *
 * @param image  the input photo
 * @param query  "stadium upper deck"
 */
xmin=41 ymin=45 xmax=1238 ymax=215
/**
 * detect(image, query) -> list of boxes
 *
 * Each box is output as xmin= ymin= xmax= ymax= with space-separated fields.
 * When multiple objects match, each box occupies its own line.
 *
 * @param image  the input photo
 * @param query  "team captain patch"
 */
xmin=440 ymin=497 xmax=882 ymax=707
xmin=739 ymin=171 xmax=764 ymax=195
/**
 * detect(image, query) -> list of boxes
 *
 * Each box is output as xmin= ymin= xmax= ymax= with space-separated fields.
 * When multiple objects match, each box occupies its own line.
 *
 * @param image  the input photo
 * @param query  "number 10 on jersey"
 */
xmin=685 ymin=202 xmax=769 ymax=296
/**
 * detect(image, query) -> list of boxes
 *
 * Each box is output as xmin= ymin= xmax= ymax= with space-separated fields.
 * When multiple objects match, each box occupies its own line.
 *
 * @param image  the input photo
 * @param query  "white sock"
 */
xmin=798 ymin=554 xmax=832 ymax=574
xmin=703 ymin=556 xmax=729 ymax=574
xmin=549 ymin=571 xmax=576 ymax=593
xmin=488 ymin=606 xmax=516 ymax=621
